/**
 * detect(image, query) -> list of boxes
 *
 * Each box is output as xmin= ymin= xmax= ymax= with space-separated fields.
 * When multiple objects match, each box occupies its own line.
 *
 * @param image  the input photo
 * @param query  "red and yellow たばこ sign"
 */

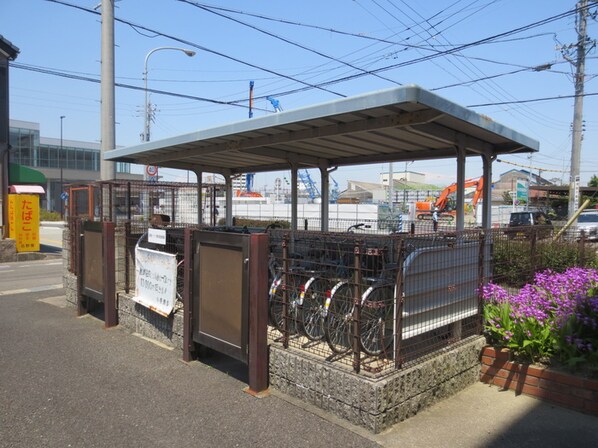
xmin=8 ymin=194 xmax=40 ymax=252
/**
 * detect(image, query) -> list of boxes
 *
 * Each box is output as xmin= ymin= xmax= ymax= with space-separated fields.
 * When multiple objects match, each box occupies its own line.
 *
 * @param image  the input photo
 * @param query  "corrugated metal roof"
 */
xmin=105 ymin=85 xmax=538 ymax=175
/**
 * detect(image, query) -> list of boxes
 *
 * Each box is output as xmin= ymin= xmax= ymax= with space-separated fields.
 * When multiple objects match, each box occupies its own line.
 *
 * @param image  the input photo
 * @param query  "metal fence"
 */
xmin=490 ymin=225 xmax=597 ymax=288
xmin=66 ymin=181 xmax=598 ymax=378
xmin=265 ymin=228 xmax=487 ymax=376
xmin=68 ymin=180 xmax=223 ymax=226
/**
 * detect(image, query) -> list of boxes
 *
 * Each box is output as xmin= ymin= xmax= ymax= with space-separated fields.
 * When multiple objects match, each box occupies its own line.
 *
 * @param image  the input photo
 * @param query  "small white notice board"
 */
xmin=133 ymin=246 xmax=177 ymax=317
xmin=148 ymin=228 xmax=167 ymax=245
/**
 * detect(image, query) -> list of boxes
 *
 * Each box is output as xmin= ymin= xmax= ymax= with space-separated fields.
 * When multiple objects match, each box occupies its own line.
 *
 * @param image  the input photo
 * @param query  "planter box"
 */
xmin=480 ymin=346 xmax=598 ymax=415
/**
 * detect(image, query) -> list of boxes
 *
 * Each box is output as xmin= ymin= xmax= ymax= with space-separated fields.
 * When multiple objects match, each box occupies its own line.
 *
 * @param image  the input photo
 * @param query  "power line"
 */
xmin=34 ymin=0 xmax=596 ymax=112
xmin=14 ymin=59 xmax=598 ymax=116
xmin=9 ymin=62 xmax=271 ymax=112
xmin=467 ymin=91 xmax=598 ymax=107
xmin=495 ymin=157 xmax=598 ymax=174
xmin=44 ymin=0 xmax=347 ymax=99
xmin=243 ymin=5 xmax=584 ymax=101
xmin=177 ymin=0 xmax=402 ymax=87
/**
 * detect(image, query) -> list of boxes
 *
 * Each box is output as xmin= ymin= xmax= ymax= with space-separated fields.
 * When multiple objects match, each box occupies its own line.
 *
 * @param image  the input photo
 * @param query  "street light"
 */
xmin=143 ymin=46 xmax=196 ymax=143
xmin=60 ymin=115 xmax=65 ymax=219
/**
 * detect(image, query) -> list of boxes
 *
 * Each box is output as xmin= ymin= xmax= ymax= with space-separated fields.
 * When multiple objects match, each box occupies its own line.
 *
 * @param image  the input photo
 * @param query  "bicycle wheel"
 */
xmin=269 ymin=274 xmax=299 ymax=335
xmin=360 ymin=284 xmax=394 ymax=357
xmin=300 ymin=277 xmax=328 ymax=341
xmin=324 ymin=282 xmax=353 ymax=354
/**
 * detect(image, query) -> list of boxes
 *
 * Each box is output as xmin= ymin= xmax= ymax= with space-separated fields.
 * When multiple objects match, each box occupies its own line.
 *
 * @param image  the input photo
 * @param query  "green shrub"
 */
xmin=492 ymin=237 xmax=598 ymax=288
xmin=216 ymin=218 xmax=290 ymax=229
xmin=40 ymin=209 xmax=62 ymax=221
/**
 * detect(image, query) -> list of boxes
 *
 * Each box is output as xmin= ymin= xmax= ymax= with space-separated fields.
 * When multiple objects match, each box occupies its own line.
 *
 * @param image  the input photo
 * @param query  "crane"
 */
xmin=330 ymin=177 xmax=339 ymax=203
xmin=298 ymin=170 xmax=321 ymax=201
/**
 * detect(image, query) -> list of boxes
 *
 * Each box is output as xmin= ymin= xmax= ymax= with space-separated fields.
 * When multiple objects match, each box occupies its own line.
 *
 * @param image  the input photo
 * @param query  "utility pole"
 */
xmin=566 ymin=0 xmax=592 ymax=219
xmin=100 ymin=0 xmax=116 ymax=181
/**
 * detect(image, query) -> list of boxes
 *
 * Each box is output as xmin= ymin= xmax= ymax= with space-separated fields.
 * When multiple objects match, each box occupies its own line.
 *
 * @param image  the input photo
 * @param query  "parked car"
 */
xmin=576 ymin=211 xmax=598 ymax=241
xmin=506 ymin=211 xmax=553 ymax=239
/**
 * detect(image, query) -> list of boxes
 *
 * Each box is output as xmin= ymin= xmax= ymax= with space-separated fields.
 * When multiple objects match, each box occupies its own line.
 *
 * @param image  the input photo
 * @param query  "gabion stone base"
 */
xmin=0 ymin=239 xmax=16 ymax=263
xmin=62 ymin=274 xmax=183 ymax=351
xmin=116 ymin=293 xmax=184 ymax=350
xmin=64 ymin=271 xmax=77 ymax=309
xmin=269 ymin=336 xmax=485 ymax=434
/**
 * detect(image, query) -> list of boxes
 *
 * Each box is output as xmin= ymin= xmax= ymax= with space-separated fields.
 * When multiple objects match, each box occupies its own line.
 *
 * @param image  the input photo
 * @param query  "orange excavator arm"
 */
xmin=434 ymin=177 xmax=484 ymax=211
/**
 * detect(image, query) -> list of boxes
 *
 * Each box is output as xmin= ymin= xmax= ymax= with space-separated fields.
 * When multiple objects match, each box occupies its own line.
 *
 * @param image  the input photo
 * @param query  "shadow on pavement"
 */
xmin=40 ymin=243 xmax=62 ymax=254
xmin=194 ymin=349 xmax=250 ymax=384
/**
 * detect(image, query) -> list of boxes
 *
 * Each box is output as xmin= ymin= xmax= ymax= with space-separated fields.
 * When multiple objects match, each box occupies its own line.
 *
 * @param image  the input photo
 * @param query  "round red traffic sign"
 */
xmin=145 ymin=165 xmax=158 ymax=177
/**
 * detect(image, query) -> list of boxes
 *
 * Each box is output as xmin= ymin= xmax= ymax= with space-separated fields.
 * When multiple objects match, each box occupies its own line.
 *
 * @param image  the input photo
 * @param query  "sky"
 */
xmin=2 ymin=0 xmax=597 ymax=192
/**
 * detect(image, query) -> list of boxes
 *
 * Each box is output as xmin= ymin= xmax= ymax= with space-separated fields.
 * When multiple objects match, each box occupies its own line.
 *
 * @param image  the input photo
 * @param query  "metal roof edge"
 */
xmin=413 ymin=88 xmax=540 ymax=152
xmin=105 ymin=85 xmax=539 ymax=162
xmin=104 ymin=85 xmax=424 ymax=161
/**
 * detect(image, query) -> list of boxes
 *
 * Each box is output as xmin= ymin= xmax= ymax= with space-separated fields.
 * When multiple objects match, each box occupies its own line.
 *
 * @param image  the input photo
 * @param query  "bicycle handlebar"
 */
xmin=347 ymin=223 xmax=371 ymax=232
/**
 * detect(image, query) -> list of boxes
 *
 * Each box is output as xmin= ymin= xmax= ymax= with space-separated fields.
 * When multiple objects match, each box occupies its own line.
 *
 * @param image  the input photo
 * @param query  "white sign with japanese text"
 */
xmin=148 ymin=228 xmax=167 ymax=245
xmin=133 ymin=247 xmax=177 ymax=317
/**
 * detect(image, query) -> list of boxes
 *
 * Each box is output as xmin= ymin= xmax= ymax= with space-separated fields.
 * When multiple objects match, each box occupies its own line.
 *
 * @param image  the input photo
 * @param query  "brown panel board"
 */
xmin=199 ymin=244 xmax=243 ymax=349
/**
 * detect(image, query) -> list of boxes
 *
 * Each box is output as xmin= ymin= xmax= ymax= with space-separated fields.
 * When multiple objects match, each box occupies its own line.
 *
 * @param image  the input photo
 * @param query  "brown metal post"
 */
xmin=98 ymin=185 xmax=103 ymax=221
xmin=529 ymin=228 xmax=537 ymax=281
xmin=246 ymin=233 xmax=269 ymax=396
xmin=352 ymin=241 xmax=362 ymax=374
xmin=394 ymin=238 xmax=405 ymax=369
xmin=103 ymin=221 xmax=117 ymax=328
xmin=282 ymin=236 xmax=289 ymax=349
xmin=126 ymin=182 xmax=131 ymax=221
xmin=108 ymin=183 xmax=113 ymax=222
xmin=171 ymin=188 xmax=176 ymax=224
xmin=124 ymin=221 xmax=131 ymax=294
xmin=183 ymin=227 xmax=195 ymax=362
xmin=477 ymin=230 xmax=486 ymax=335
xmin=578 ymin=231 xmax=586 ymax=266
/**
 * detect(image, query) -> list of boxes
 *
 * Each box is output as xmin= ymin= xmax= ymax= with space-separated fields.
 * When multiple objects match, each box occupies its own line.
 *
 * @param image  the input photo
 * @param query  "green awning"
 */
xmin=9 ymin=163 xmax=46 ymax=184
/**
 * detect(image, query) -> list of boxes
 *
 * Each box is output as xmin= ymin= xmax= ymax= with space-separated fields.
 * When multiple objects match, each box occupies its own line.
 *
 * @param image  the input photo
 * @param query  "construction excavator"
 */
xmin=415 ymin=177 xmax=484 ymax=220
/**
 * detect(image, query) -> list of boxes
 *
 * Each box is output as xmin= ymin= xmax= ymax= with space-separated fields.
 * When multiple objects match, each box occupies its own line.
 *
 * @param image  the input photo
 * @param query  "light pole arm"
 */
xmin=143 ymin=46 xmax=196 ymax=143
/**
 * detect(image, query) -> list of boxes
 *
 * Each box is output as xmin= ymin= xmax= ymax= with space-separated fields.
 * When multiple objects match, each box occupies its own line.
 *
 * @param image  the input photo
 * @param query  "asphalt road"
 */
xmin=0 ymin=259 xmax=378 ymax=448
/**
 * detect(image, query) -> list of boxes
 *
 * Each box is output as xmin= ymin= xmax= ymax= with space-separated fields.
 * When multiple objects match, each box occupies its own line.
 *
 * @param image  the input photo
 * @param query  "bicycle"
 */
xmin=267 ymin=226 xmax=356 ymax=341
xmin=267 ymin=239 xmax=322 ymax=338
xmin=323 ymin=238 xmax=397 ymax=357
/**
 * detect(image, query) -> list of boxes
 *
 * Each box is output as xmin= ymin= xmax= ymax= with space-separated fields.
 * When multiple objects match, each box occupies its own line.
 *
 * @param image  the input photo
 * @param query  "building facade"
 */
xmin=9 ymin=119 xmax=141 ymax=212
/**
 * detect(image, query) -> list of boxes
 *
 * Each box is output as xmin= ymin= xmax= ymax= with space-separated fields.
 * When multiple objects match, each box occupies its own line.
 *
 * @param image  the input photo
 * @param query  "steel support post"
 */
xmin=124 ymin=221 xmax=131 ymax=293
xmin=352 ymin=241 xmax=362 ymax=374
xmin=320 ymin=166 xmax=329 ymax=232
xmin=394 ymin=238 xmax=405 ymax=369
xmin=290 ymin=166 xmax=298 ymax=231
xmin=103 ymin=221 xmax=117 ymax=328
xmin=456 ymin=144 xmax=466 ymax=231
xmin=477 ymin=231 xmax=486 ymax=334
xmin=183 ymin=227 xmax=195 ymax=362
xmin=282 ymin=236 xmax=289 ymax=349
xmin=246 ymin=233 xmax=269 ymax=396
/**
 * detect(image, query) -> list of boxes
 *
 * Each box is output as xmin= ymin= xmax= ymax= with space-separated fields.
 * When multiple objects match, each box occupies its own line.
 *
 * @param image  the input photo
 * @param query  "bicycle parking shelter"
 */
xmin=105 ymin=85 xmax=538 ymax=232
xmin=101 ymin=85 xmax=538 ymax=403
